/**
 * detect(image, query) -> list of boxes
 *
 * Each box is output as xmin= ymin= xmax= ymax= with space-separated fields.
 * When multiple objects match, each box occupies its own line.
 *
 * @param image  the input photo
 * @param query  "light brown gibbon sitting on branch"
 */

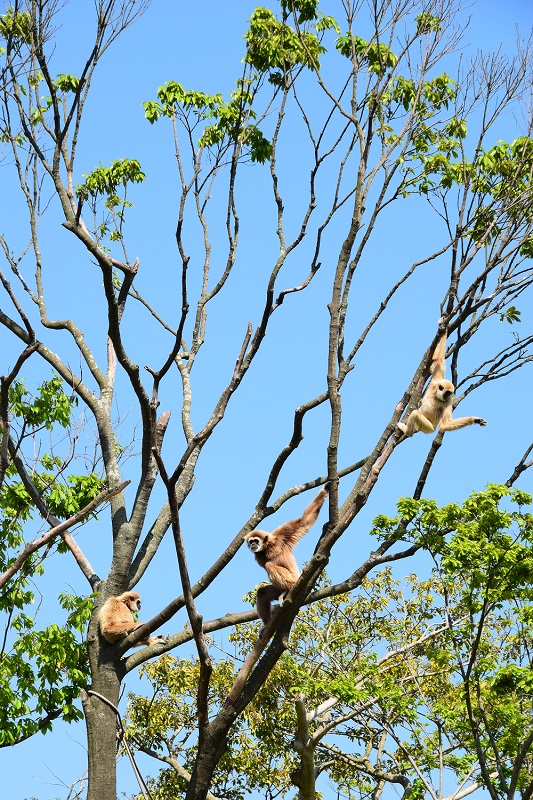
xmin=245 ymin=486 xmax=329 ymax=632
xmin=398 ymin=333 xmax=487 ymax=437
xmin=98 ymin=591 xmax=167 ymax=648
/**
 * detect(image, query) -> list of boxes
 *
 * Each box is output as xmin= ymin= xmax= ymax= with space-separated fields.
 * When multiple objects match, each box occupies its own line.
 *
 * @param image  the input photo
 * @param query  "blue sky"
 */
xmin=1 ymin=1 xmax=533 ymax=798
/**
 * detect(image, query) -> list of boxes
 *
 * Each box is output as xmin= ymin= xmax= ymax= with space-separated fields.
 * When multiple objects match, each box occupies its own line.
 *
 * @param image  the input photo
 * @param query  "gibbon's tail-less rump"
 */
xmin=98 ymin=591 xmax=167 ymax=648
xmin=245 ymin=486 xmax=329 ymax=628
xmin=398 ymin=333 xmax=487 ymax=437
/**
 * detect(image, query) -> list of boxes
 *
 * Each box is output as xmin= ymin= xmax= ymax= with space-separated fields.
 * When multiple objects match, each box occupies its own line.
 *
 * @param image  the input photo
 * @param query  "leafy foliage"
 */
xmin=9 ymin=376 xmax=75 ymax=430
xmin=75 ymin=158 xmax=145 ymax=201
xmin=0 ymin=7 xmax=32 ymax=45
xmin=245 ymin=7 xmax=326 ymax=74
xmin=0 ymin=592 xmax=93 ymax=745
xmin=143 ymin=79 xmax=272 ymax=163
xmin=335 ymin=33 xmax=398 ymax=74
xmin=500 ymin=305 xmax=521 ymax=324
xmin=0 ymin=376 xmax=100 ymax=744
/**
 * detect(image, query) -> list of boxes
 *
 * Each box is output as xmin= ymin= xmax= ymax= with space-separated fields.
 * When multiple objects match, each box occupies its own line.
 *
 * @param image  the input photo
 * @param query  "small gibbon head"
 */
xmin=118 ymin=591 xmax=142 ymax=613
xmin=433 ymin=378 xmax=454 ymax=402
xmin=245 ymin=531 xmax=270 ymax=554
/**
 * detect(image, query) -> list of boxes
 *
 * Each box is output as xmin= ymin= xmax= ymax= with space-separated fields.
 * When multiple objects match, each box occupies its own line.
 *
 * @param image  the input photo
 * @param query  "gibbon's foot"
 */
xmin=147 ymin=634 xmax=169 ymax=647
xmin=278 ymin=591 xmax=287 ymax=607
xmin=397 ymin=422 xmax=410 ymax=436
xmin=475 ymin=418 xmax=488 ymax=426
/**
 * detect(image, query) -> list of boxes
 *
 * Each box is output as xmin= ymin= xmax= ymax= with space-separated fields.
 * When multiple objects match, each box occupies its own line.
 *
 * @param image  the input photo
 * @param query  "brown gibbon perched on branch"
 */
xmin=98 ymin=591 xmax=167 ymax=648
xmin=245 ymin=486 xmax=329 ymax=630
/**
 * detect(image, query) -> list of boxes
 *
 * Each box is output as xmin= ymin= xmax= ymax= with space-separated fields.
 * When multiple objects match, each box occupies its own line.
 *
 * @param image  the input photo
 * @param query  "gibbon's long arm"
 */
xmin=438 ymin=408 xmax=487 ymax=431
xmin=271 ymin=487 xmax=328 ymax=548
xmin=430 ymin=333 xmax=447 ymax=379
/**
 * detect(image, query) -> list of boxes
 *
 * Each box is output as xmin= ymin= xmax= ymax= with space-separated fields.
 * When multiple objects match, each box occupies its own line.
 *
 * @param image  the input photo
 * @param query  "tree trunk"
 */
xmin=185 ymin=724 xmax=230 ymax=800
xmin=83 ymin=635 xmax=122 ymax=800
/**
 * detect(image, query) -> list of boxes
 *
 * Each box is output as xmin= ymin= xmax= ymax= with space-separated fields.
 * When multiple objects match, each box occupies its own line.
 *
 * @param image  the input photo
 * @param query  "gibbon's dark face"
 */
xmin=245 ymin=532 xmax=268 ymax=553
xmin=435 ymin=379 xmax=454 ymax=401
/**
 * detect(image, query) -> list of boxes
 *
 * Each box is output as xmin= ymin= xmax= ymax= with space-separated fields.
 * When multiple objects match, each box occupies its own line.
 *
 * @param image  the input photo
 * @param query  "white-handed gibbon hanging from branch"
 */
xmin=245 ymin=486 xmax=329 ymax=631
xmin=98 ymin=591 xmax=167 ymax=648
xmin=398 ymin=332 xmax=487 ymax=437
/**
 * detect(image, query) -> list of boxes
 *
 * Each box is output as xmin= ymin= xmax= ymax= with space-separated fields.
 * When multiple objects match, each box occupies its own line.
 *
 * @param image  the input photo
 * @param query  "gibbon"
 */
xmin=398 ymin=333 xmax=487 ymax=437
xmin=245 ymin=486 xmax=329 ymax=628
xmin=98 ymin=591 xmax=166 ymax=648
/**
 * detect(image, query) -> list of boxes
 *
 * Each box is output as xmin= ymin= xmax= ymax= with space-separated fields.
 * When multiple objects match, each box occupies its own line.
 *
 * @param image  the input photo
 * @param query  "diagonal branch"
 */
xmin=0 ymin=480 xmax=129 ymax=589
xmin=6 ymin=434 xmax=116 ymax=587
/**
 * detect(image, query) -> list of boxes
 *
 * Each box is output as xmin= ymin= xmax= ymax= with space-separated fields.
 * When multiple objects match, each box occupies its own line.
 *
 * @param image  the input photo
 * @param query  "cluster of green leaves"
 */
xmin=372 ymin=486 xmax=533 ymax=785
xmin=0 ymin=7 xmax=32 ymax=47
xmin=9 ymin=376 xmax=75 ymax=430
xmin=75 ymin=158 xmax=145 ymax=202
xmin=375 ymin=483 xmax=533 ymax=578
xmin=1 ymin=376 xmax=100 ymax=744
xmin=375 ymin=72 xmax=470 ymax=194
xmin=415 ymin=12 xmax=442 ymax=34
xmin=467 ymin=137 xmax=533 ymax=248
xmin=336 ymin=34 xmax=398 ymax=74
xmin=244 ymin=6 xmax=330 ymax=78
xmin=0 ymin=592 xmax=93 ymax=745
xmin=500 ymin=305 xmax=521 ymax=324
xmin=400 ymin=124 xmax=533 ymax=249
xmin=2 ymin=377 xmax=78 ymax=583
xmin=28 ymin=73 xmax=80 ymax=126
xmin=75 ymin=159 xmax=145 ymax=244
xmin=279 ymin=0 xmax=319 ymax=22
xmin=4 ymin=377 xmax=101 ymax=522
xmin=143 ymin=79 xmax=272 ymax=164
xmin=54 ymin=73 xmax=80 ymax=93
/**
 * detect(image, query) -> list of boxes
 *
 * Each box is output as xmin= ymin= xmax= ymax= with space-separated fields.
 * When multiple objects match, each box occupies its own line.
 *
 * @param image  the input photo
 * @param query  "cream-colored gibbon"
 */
xmin=398 ymin=333 xmax=487 ymax=437
xmin=98 ymin=591 xmax=166 ymax=648
xmin=245 ymin=486 xmax=329 ymax=628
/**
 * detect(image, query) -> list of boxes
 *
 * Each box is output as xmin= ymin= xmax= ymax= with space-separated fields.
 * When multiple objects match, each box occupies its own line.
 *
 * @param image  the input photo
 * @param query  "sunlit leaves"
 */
xmin=470 ymin=138 xmax=533 ymax=215
xmin=415 ymin=12 xmax=442 ymax=34
xmin=199 ymin=88 xmax=273 ymax=164
xmin=373 ymin=485 xmax=533 ymax=606
xmin=0 ymin=593 xmax=92 ymax=745
xmin=25 ymin=74 xmax=80 ymax=128
xmin=280 ymin=0 xmax=319 ymax=23
xmin=0 ymin=8 xmax=32 ymax=45
xmin=499 ymin=305 xmax=521 ymax=324
xmin=336 ymin=33 xmax=398 ymax=74
xmin=0 ymin=369 xmax=102 ymax=745
xmin=75 ymin=158 xmax=145 ymax=201
xmin=143 ymin=80 xmax=273 ymax=163
xmin=143 ymin=81 xmax=224 ymax=122
xmin=413 ymin=134 xmax=533 ymax=244
xmin=54 ymin=73 xmax=80 ymax=93
xmin=315 ymin=14 xmax=340 ymax=34
xmin=9 ymin=376 xmax=75 ymax=430
xmin=1 ymin=374 xmax=100 ymax=570
xmin=245 ymin=7 xmax=325 ymax=73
